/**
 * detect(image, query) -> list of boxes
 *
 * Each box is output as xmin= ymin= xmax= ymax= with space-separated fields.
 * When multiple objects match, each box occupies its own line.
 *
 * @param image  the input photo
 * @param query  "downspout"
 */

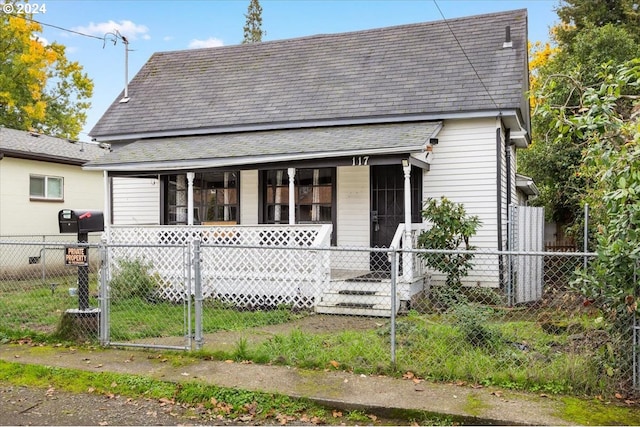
xmin=496 ymin=127 xmax=503 ymax=253
xmin=505 ymin=128 xmax=512 ymax=250
xmin=496 ymin=126 xmax=504 ymax=289
xmin=505 ymin=128 xmax=513 ymax=303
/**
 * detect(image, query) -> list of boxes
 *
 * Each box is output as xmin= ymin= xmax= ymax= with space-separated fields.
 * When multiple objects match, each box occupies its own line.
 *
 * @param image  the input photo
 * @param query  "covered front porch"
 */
xmin=105 ymin=223 xmax=429 ymax=317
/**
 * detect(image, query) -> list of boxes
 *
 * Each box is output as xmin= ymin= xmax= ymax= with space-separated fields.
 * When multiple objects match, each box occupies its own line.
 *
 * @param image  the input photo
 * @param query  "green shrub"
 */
xmin=109 ymin=259 xmax=161 ymax=301
xmin=451 ymin=304 xmax=501 ymax=347
xmin=417 ymin=197 xmax=481 ymax=310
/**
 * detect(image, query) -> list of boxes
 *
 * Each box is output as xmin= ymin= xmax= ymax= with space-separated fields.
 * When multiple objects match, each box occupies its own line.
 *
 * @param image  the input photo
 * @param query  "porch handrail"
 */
xmin=311 ymin=224 xmax=333 ymax=247
xmin=390 ymin=223 xmax=430 ymax=282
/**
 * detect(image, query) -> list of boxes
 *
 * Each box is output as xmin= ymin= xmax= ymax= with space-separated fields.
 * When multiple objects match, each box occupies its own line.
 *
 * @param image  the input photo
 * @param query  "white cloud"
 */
xmin=72 ymin=20 xmax=150 ymax=41
xmin=188 ymin=37 xmax=224 ymax=49
xmin=163 ymin=36 xmax=174 ymax=42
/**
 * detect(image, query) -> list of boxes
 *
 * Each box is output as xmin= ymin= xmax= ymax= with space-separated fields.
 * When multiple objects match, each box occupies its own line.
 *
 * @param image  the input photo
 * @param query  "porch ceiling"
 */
xmin=84 ymin=121 xmax=442 ymax=172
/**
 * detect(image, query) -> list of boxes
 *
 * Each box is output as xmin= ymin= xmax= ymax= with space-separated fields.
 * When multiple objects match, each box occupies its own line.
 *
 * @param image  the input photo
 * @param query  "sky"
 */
xmin=27 ymin=0 xmax=560 ymax=141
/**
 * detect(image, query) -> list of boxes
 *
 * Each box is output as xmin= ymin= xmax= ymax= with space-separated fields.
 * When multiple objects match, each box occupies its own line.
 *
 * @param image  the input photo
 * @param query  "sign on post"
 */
xmin=65 ymin=246 xmax=88 ymax=267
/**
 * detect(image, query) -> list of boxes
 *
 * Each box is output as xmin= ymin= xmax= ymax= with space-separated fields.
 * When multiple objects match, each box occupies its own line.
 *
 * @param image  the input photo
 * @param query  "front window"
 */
xmin=29 ymin=175 xmax=63 ymax=201
xmin=262 ymin=168 xmax=336 ymax=242
xmin=166 ymin=172 xmax=239 ymax=224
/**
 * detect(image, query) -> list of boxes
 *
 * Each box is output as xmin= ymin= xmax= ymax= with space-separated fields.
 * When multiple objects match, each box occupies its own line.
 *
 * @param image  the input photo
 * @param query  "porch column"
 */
xmin=402 ymin=161 xmax=413 ymax=280
xmin=187 ymin=172 xmax=195 ymax=225
xmin=288 ymin=167 xmax=296 ymax=225
xmin=103 ymin=171 xmax=110 ymax=240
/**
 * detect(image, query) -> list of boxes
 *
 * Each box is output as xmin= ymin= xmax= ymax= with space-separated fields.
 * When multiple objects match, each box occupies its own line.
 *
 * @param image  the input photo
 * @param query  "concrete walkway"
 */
xmin=0 ymin=343 xmax=576 ymax=425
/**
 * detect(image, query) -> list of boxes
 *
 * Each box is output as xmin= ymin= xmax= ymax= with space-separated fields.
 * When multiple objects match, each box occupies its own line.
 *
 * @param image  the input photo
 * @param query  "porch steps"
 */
xmin=316 ymin=278 xmax=399 ymax=317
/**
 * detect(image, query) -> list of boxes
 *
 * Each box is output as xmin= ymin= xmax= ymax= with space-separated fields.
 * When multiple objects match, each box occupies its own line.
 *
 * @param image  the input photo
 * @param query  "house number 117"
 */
xmin=352 ymin=156 xmax=369 ymax=166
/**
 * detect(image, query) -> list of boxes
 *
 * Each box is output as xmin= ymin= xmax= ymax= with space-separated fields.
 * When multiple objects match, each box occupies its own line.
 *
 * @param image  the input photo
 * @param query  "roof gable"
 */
xmin=0 ymin=127 xmax=109 ymax=165
xmin=90 ymin=9 xmax=529 ymax=141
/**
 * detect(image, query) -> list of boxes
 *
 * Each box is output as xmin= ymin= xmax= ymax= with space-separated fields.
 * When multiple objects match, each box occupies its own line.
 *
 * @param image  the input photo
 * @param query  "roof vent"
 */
xmin=503 ymin=26 xmax=513 ymax=48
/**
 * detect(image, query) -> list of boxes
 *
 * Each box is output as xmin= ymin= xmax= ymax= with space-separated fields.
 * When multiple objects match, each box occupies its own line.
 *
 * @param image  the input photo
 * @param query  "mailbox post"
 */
xmin=58 ymin=209 xmax=104 ymax=317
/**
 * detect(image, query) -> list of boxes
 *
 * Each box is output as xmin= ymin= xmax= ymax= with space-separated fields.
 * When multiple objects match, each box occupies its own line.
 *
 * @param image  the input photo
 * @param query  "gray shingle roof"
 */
xmin=0 ymin=127 xmax=109 ymax=164
xmin=86 ymin=121 xmax=442 ymax=170
xmin=90 ymin=9 xmax=529 ymax=140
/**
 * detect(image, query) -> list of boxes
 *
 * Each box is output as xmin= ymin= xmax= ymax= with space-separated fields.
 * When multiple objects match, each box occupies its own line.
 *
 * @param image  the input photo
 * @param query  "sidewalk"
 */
xmin=0 ymin=343 xmax=574 ymax=425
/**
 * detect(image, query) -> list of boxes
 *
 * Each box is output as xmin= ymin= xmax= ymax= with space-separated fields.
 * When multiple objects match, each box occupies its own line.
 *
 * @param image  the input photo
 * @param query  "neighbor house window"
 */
xmin=29 ymin=175 xmax=63 ymax=201
xmin=166 ymin=172 xmax=239 ymax=225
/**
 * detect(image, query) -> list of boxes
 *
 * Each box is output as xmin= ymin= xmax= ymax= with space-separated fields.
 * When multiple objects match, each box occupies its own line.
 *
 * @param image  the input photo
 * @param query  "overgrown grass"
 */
xmin=0 ymin=276 xmax=621 ymax=398
xmin=215 ymin=310 xmax=618 ymax=397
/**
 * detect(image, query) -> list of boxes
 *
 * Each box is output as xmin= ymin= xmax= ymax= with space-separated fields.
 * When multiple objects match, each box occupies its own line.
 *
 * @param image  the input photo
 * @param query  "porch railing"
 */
xmin=390 ymin=223 xmax=429 ymax=283
xmin=106 ymin=224 xmax=333 ymax=305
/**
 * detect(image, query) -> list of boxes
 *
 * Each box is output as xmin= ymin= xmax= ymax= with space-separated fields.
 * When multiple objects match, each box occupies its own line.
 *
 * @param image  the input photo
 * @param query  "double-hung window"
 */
xmin=29 ymin=175 xmax=63 ymax=201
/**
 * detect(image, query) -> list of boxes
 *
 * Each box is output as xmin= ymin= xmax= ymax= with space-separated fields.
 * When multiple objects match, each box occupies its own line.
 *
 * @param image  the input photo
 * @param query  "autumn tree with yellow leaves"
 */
xmin=0 ymin=2 xmax=93 ymax=139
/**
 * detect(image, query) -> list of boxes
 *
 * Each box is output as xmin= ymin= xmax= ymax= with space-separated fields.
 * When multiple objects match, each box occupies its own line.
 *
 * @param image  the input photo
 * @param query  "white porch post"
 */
xmin=103 ymin=171 xmax=111 ymax=240
xmin=402 ymin=161 xmax=413 ymax=281
xmin=187 ymin=172 xmax=195 ymax=225
xmin=288 ymin=167 xmax=296 ymax=225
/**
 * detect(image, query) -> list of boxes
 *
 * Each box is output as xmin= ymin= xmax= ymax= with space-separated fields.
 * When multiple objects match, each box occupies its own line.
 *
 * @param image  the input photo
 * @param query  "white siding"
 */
xmin=111 ymin=177 xmax=160 ymax=225
xmin=335 ymin=166 xmax=370 ymax=270
xmin=336 ymin=166 xmax=370 ymax=247
xmin=423 ymin=118 xmax=499 ymax=249
xmin=240 ymin=170 xmax=259 ymax=224
xmin=0 ymin=157 xmax=104 ymax=236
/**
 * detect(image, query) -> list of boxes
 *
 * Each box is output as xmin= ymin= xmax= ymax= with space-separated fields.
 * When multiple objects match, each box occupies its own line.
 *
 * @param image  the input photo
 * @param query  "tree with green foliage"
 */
xmin=242 ymin=0 xmax=265 ymax=44
xmin=554 ymin=0 xmax=640 ymax=46
xmin=520 ymin=12 xmax=640 ymax=243
xmin=0 ymin=2 xmax=93 ymax=139
xmin=546 ymin=59 xmax=640 ymax=322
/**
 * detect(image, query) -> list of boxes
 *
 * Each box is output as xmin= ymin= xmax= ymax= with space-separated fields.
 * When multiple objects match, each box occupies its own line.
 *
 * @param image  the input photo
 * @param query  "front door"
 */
xmin=370 ymin=164 xmax=422 ymax=271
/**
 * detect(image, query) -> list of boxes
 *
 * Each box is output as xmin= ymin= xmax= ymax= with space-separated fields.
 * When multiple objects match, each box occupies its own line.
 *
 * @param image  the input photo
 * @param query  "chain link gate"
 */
xmin=101 ymin=228 xmax=198 ymax=351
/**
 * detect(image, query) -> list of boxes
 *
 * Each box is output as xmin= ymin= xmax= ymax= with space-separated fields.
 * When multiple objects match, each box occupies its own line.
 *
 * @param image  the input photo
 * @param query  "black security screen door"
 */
xmin=370 ymin=164 xmax=422 ymax=271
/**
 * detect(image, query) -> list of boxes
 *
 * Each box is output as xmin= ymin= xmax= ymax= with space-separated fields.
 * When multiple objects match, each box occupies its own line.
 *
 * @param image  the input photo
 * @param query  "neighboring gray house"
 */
xmin=85 ymin=9 xmax=535 ymax=313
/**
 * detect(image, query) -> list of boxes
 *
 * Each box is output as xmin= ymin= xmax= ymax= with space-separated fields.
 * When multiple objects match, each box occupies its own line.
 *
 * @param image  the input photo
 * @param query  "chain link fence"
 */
xmin=1 ymin=231 xmax=638 ymax=398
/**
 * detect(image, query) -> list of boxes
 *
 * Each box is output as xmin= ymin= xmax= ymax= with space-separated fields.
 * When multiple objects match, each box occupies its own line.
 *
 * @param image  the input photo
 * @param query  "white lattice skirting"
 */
xmin=107 ymin=225 xmax=332 ymax=308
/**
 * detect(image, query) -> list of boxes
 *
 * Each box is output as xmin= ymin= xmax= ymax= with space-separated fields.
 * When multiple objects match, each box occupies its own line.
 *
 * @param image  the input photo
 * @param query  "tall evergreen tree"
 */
xmin=242 ymin=0 xmax=265 ymax=44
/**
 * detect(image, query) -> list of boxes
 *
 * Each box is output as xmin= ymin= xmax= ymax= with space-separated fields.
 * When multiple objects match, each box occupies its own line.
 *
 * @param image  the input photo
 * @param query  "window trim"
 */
xmin=164 ymin=171 xmax=240 ymax=225
xmin=29 ymin=174 xmax=64 ymax=202
xmin=260 ymin=167 xmax=337 ymax=245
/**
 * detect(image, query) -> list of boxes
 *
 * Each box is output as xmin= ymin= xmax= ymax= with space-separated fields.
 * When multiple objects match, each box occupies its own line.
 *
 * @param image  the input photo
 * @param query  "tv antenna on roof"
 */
xmin=104 ymin=30 xmax=131 ymax=103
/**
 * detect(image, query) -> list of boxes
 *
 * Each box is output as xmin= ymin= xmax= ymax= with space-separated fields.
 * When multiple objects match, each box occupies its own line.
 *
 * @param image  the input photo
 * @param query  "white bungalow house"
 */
xmin=85 ymin=9 xmax=534 ymax=314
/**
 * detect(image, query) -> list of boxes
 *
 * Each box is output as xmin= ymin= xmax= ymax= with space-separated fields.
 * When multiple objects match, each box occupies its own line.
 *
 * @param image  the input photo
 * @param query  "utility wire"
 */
xmin=432 ymin=0 xmax=501 ymax=110
xmin=7 ymin=13 xmax=113 ymax=42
